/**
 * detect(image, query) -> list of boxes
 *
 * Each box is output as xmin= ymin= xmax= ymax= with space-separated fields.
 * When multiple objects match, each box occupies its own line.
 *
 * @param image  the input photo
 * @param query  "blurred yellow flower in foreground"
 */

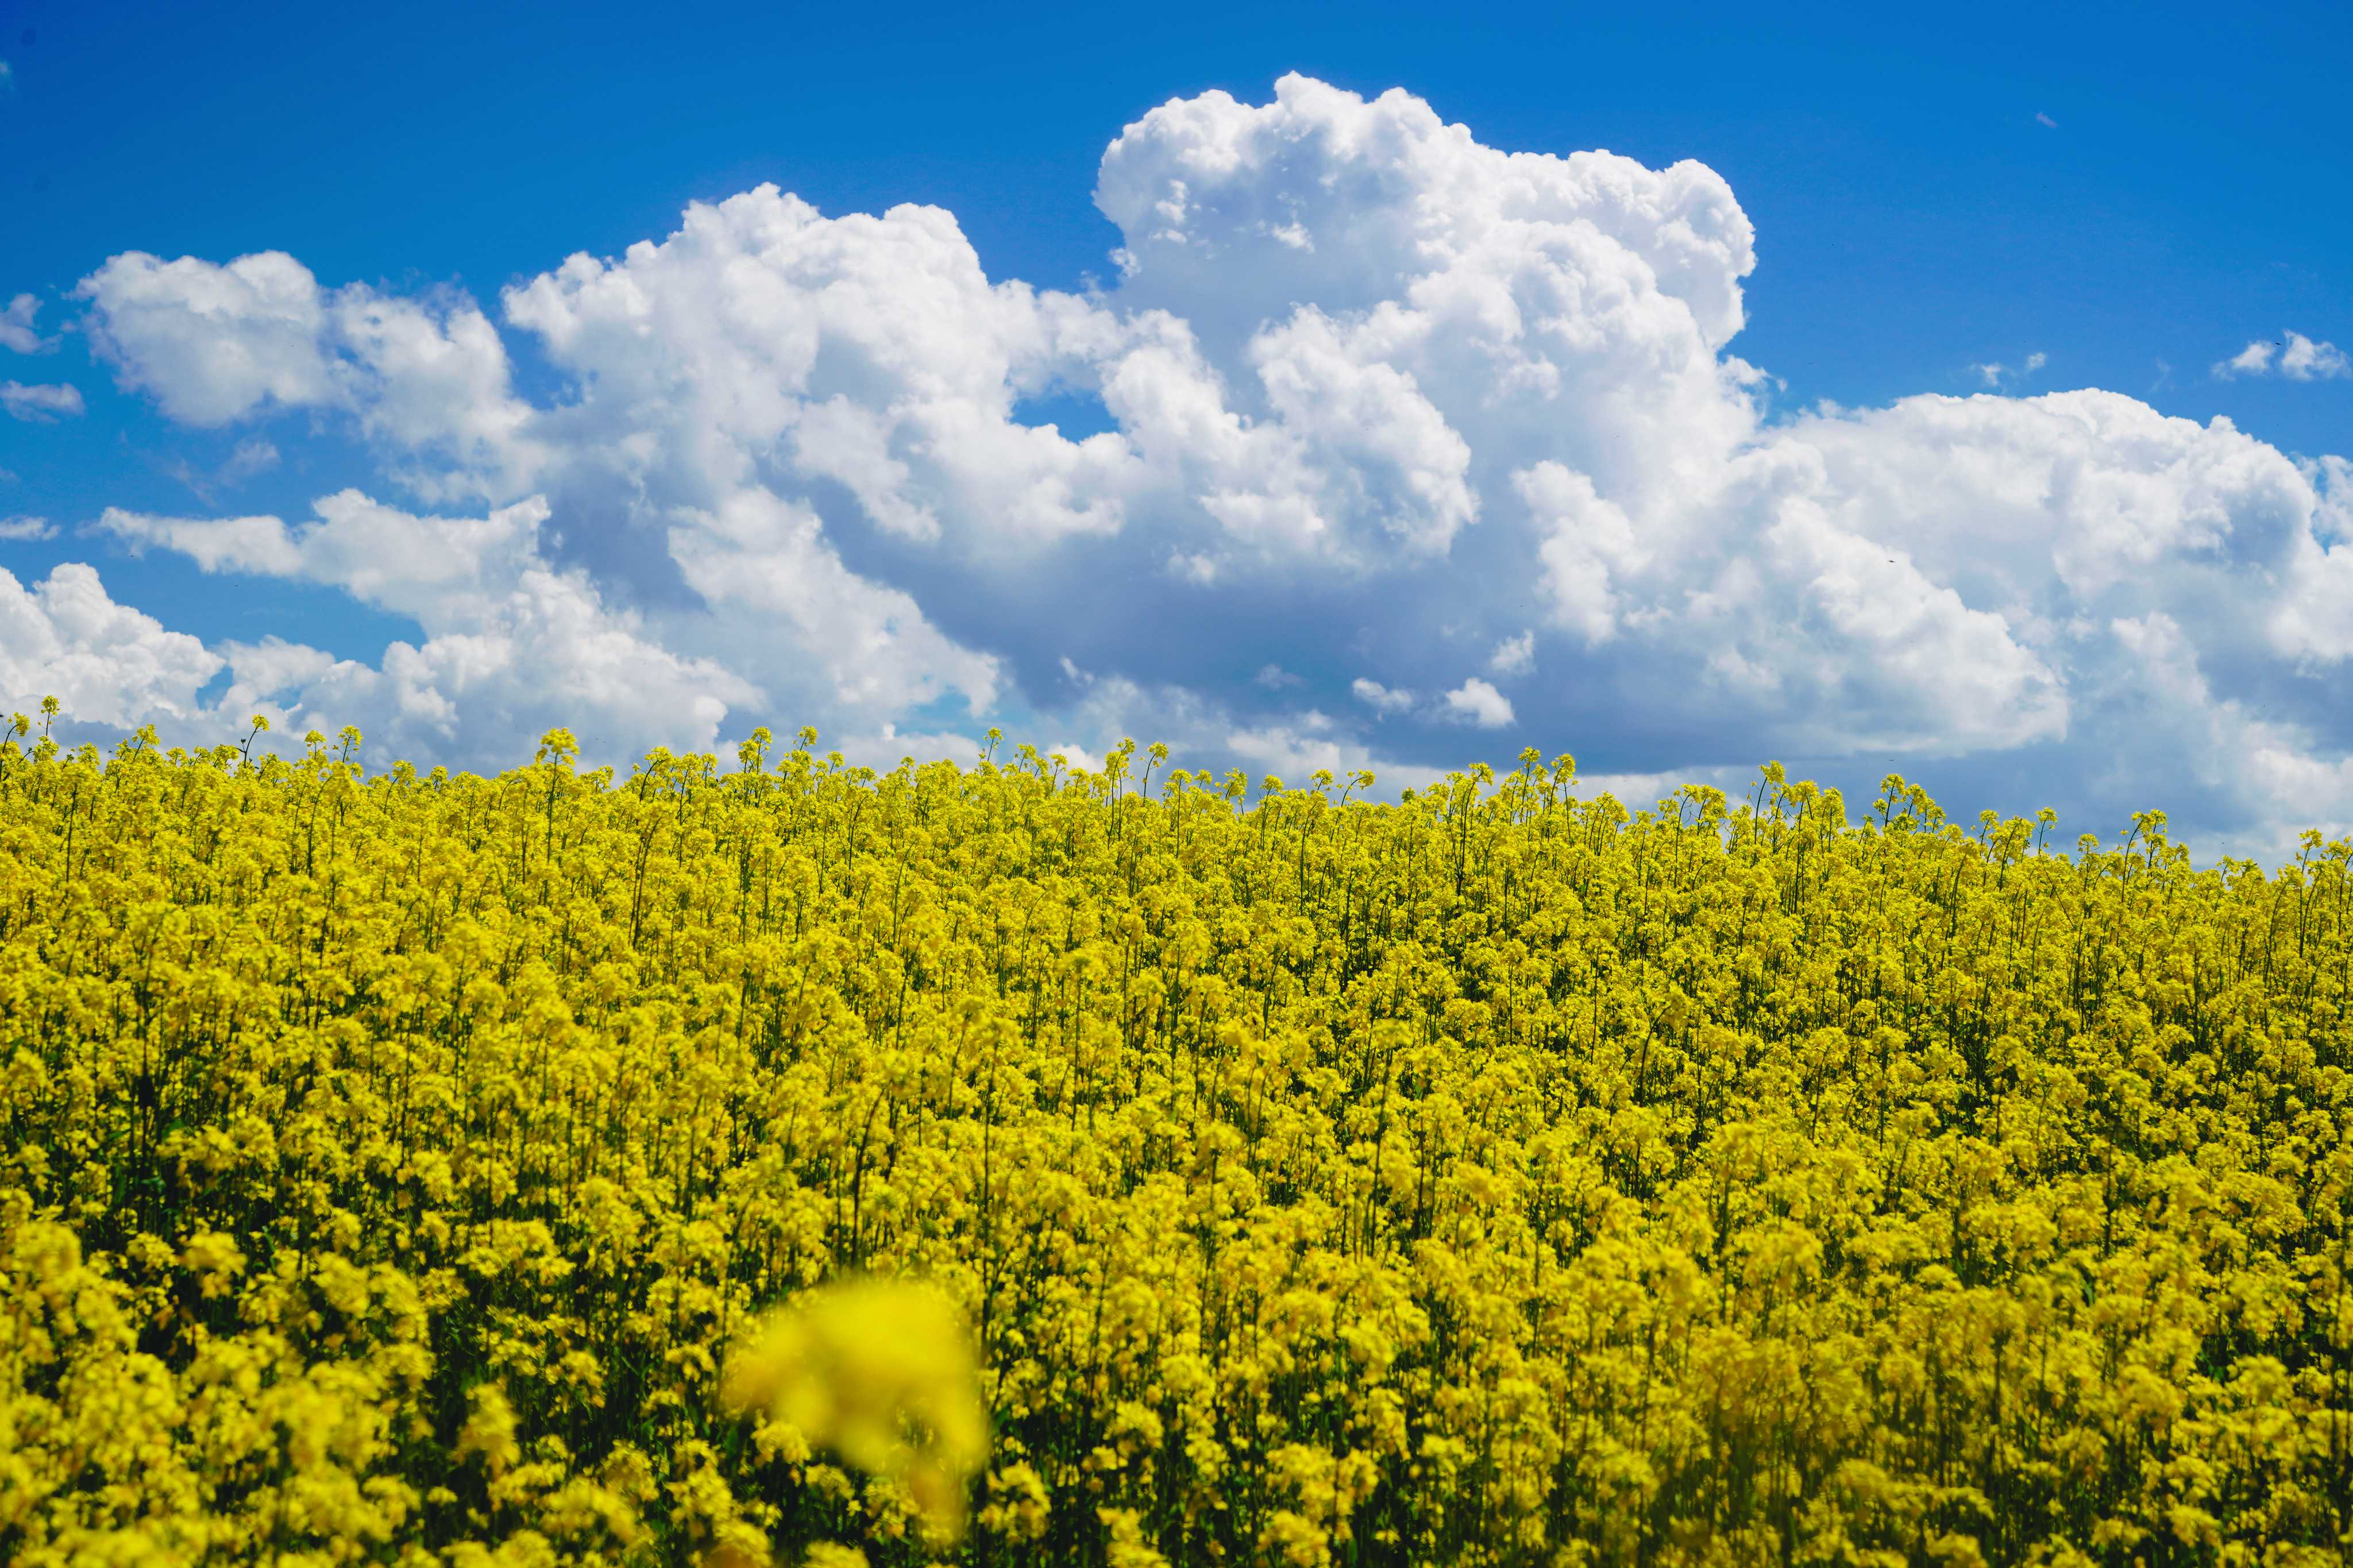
xmin=721 ymin=1278 xmax=988 ymax=1543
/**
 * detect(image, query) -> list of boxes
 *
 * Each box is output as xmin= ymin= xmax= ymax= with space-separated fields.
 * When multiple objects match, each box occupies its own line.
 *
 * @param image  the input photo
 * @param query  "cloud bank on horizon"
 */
xmin=5 ymin=74 xmax=2352 ymax=855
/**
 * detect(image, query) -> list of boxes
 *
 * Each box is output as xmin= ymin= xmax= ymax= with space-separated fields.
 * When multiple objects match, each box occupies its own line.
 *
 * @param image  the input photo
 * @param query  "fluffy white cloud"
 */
xmin=79 ymin=252 xmax=337 ymax=424
xmin=1 ymin=380 xmax=83 ymax=421
xmin=1098 ymin=74 xmax=1754 ymax=353
xmin=34 ymin=73 xmax=2353 ymax=856
xmin=92 ymin=491 xmax=754 ymax=769
xmin=1444 ymin=677 xmax=1515 ymax=728
xmin=77 ymin=252 xmax=541 ymax=497
xmin=1488 ymin=631 xmax=1535 ymax=675
xmin=2282 ymin=334 xmax=2351 ymax=380
xmin=0 ymin=294 xmax=44 ymax=354
xmin=2217 ymin=342 xmax=2274 ymax=379
xmin=0 ymin=516 xmax=54 ymax=542
xmin=2269 ymin=456 xmax=2353 ymax=663
xmin=2215 ymin=331 xmax=2350 ymax=381
xmin=0 ymin=563 xmax=221 ymax=727
xmin=1518 ymin=461 xmax=1646 ymax=644
xmin=664 ymin=487 xmax=999 ymax=715
xmin=500 ymin=191 xmax=1129 ymax=539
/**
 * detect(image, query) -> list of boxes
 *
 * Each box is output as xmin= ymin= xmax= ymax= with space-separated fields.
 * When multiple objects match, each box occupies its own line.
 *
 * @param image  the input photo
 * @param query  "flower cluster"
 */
xmin=3 ymin=715 xmax=2351 ymax=1565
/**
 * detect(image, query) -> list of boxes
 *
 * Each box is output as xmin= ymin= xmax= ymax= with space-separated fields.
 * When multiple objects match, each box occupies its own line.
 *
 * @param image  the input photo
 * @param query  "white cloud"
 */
xmin=33 ymin=73 xmax=2353 ymax=858
xmin=1 ymin=380 xmax=84 ymax=421
xmin=2216 ymin=331 xmax=2350 ymax=381
xmin=2035 ymin=112 xmax=2057 ymax=129
xmin=1098 ymin=74 xmax=1755 ymax=355
xmin=0 ymin=563 xmax=222 ymax=727
xmin=666 ymin=488 xmax=998 ymax=715
xmin=831 ymin=723 xmax=991 ymax=773
xmin=0 ymin=516 xmax=56 ymax=542
xmin=1225 ymin=716 xmax=1382 ymax=786
xmin=1969 ymin=353 xmax=2046 ymax=389
xmin=221 ymin=437 xmax=281 ymax=483
xmin=1487 ymin=631 xmax=1535 ymax=675
xmin=500 ymin=190 xmax=1128 ymax=542
xmin=2280 ymin=332 xmax=2351 ymax=380
xmin=1443 ymin=677 xmax=1514 ymax=728
xmin=1241 ymin=306 xmax=1476 ymax=557
xmin=0 ymin=295 xmax=44 ymax=354
xmin=79 ymin=252 xmax=338 ymax=424
xmin=1518 ymin=462 xmax=1645 ymax=645
xmin=163 ymin=437 xmax=293 ymax=506
xmin=77 ymin=253 xmax=541 ymax=496
xmin=1040 ymin=669 xmax=1449 ymax=797
xmin=2218 ymin=341 xmax=2276 ymax=379
xmin=92 ymin=491 xmax=754 ymax=769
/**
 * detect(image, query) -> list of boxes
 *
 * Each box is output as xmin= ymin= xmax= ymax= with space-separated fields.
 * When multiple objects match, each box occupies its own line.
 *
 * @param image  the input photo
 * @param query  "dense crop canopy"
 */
xmin=3 ymin=715 xmax=2352 ymax=1566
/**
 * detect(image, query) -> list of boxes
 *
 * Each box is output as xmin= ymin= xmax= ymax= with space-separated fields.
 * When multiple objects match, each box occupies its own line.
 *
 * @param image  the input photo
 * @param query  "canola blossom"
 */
xmin=3 ymin=709 xmax=2352 ymax=1566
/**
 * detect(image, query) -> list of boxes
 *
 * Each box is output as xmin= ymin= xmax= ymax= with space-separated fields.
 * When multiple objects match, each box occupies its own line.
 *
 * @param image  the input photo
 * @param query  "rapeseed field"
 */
xmin=3 ymin=708 xmax=2349 ymax=1566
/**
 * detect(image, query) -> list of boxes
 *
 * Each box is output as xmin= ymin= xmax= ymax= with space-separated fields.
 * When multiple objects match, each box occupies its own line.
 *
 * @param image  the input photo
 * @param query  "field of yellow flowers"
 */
xmin=5 ymin=707 xmax=2351 ymax=1567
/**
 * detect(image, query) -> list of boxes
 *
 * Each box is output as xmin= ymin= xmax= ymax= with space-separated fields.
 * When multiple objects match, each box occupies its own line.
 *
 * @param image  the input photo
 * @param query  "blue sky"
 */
xmin=2 ymin=0 xmax=2350 ymax=858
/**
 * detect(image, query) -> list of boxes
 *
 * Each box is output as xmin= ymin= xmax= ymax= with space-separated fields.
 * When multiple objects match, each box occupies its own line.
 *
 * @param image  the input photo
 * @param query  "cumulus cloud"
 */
xmin=77 ymin=252 xmax=541 ymax=497
xmin=1 ymin=563 xmax=222 ymax=727
xmin=79 ymin=252 xmax=337 ymax=424
xmin=0 ymin=516 xmax=56 ymax=542
xmin=86 ymin=491 xmax=753 ymax=769
xmin=25 ymin=72 xmax=2353 ymax=856
xmin=1 ymin=380 xmax=83 ymax=421
xmin=2281 ymin=335 xmax=2352 ymax=380
xmin=1444 ymin=677 xmax=1514 ymax=728
xmin=1225 ymin=715 xmax=1384 ymax=785
xmin=1488 ymin=631 xmax=1534 ymax=675
xmin=1352 ymin=678 xmax=1416 ymax=715
xmin=2218 ymin=342 xmax=2275 ymax=379
xmin=2215 ymin=331 xmax=2351 ymax=382
xmin=0 ymin=295 xmax=44 ymax=354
